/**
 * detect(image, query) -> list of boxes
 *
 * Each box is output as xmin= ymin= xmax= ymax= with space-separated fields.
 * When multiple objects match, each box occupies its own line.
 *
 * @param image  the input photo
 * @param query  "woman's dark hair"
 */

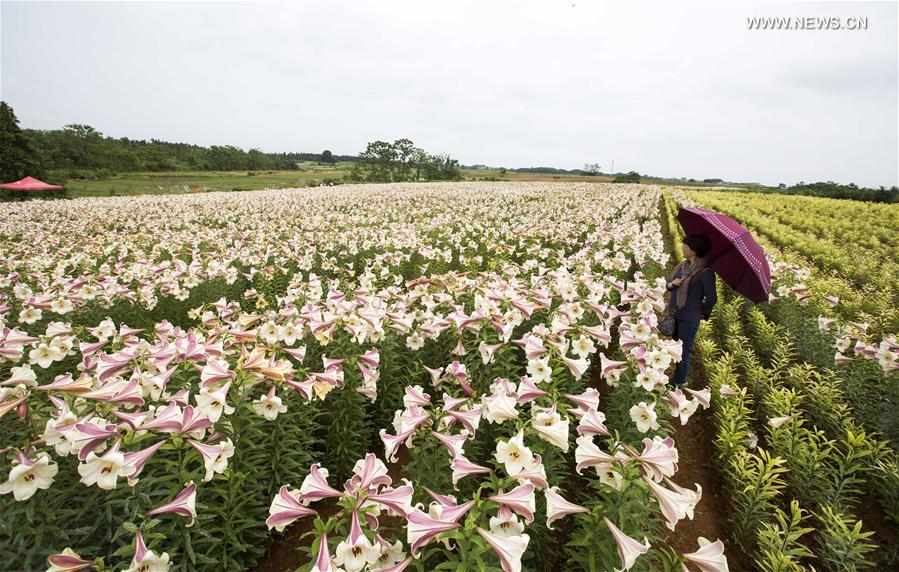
xmin=682 ymin=233 xmax=712 ymax=258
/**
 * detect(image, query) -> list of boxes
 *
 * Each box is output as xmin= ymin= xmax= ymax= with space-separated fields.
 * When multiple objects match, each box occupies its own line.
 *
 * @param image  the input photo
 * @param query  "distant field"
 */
xmin=58 ymin=162 xmax=352 ymax=197
xmin=14 ymin=163 xmax=750 ymax=199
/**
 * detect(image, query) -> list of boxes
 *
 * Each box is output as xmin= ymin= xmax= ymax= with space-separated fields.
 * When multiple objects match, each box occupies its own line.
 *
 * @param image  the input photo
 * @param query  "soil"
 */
xmin=659 ymin=405 xmax=755 ymax=572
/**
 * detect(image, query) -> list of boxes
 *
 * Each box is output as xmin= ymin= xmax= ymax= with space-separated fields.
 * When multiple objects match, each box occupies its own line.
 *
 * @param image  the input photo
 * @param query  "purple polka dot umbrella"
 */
xmin=677 ymin=207 xmax=772 ymax=303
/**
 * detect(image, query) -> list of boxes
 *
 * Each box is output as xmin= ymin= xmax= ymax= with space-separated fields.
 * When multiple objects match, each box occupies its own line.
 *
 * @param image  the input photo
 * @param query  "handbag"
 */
xmin=659 ymin=308 xmax=677 ymax=337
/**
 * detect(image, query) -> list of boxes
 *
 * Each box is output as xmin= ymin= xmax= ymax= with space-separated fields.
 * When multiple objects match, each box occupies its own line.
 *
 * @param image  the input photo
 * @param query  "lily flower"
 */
xmin=629 ymin=401 xmax=660 ymax=433
xmin=266 ymin=485 xmax=318 ymax=531
xmin=298 ymin=463 xmax=343 ymax=503
xmin=126 ymin=530 xmax=171 ymax=572
xmin=516 ymin=376 xmax=548 ymax=403
xmin=46 ymin=548 xmax=94 ymax=572
xmin=633 ymin=436 xmax=679 ymax=481
xmin=0 ymin=450 xmax=58 ymax=501
xmin=577 ymin=408 xmax=611 ymax=437
xmin=544 ymin=486 xmax=588 ymax=529
xmin=311 ymin=532 xmax=335 ymax=572
xmin=123 ymin=440 xmax=165 ymax=484
xmin=476 ymin=527 xmax=529 ymax=572
xmin=431 ymin=430 xmax=469 ymax=458
xmin=368 ymin=483 xmax=415 ymax=517
xmin=603 ymin=517 xmax=650 ymax=571
xmin=495 ymin=430 xmax=535 ymax=476
xmin=405 ymin=508 xmax=460 ymax=554
xmin=148 ymin=482 xmax=198 ymax=526
xmin=78 ymin=440 xmax=134 ymax=490
xmin=564 ymin=388 xmax=600 ymax=417
xmin=575 ymin=435 xmax=619 ymax=474
xmin=450 ymin=454 xmax=491 ymax=489
xmin=683 ymin=537 xmax=729 ymax=572
xmin=531 ymin=404 xmax=570 ymax=452
xmin=488 ymin=482 xmax=536 ymax=524
xmin=643 ymin=476 xmax=701 ymax=530
xmin=768 ymin=415 xmax=793 ymax=429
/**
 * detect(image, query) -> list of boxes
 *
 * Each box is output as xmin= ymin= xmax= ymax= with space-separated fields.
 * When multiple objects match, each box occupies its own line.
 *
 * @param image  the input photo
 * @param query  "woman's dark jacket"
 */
xmin=667 ymin=264 xmax=717 ymax=321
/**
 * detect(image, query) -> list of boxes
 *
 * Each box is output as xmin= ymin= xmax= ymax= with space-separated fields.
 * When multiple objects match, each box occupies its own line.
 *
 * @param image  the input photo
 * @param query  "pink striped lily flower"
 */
xmin=128 ymin=530 xmax=170 ymax=571
xmin=368 ymin=483 xmax=414 ymax=517
xmin=148 ymin=482 xmax=197 ymax=526
xmin=565 ymin=388 xmax=600 ymax=417
xmin=599 ymin=353 xmax=628 ymax=377
xmin=424 ymin=488 xmax=475 ymax=523
xmin=544 ymin=486 xmax=588 ymax=529
xmin=358 ymin=347 xmax=380 ymax=369
xmin=603 ymin=517 xmax=650 ymax=571
xmin=73 ymin=421 xmax=118 ymax=460
xmin=36 ymin=373 xmax=94 ymax=393
xmin=298 ymin=463 xmax=343 ymax=503
xmin=441 ymin=393 xmax=469 ymax=412
xmin=110 ymin=410 xmax=148 ymax=431
xmin=402 ymin=385 xmax=431 ymax=408
xmin=524 ymin=335 xmax=547 ymax=360
xmin=46 ymin=548 xmax=94 ymax=572
xmin=95 ymin=353 xmax=133 ymax=382
xmin=834 ymin=352 xmax=853 ymax=364
xmin=346 ymin=453 xmax=392 ymax=495
xmin=311 ymin=531 xmax=335 ymax=572
xmin=685 ymin=387 xmax=711 ymax=410
xmin=284 ymin=346 xmax=307 ymax=362
xmin=516 ymin=376 xmax=548 ymax=403
xmin=200 ymin=358 xmax=235 ymax=388
xmin=511 ymin=454 xmax=549 ymax=490
xmin=633 ymin=436 xmax=679 ymax=482
xmin=423 ymin=365 xmax=444 ymax=387
xmin=266 ymin=485 xmax=318 ymax=531
xmin=643 ymin=476 xmax=701 ymax=531
xmin=443 ymin=407 xmax=482 ymax=436
xmin=476 ymin=527 xmax=529 ymax=572
xmin=140 ymin=403 xmax=184 ymax=433
xmin=768 ymin=415 xmax=793 ymax=429
xmin=577 ymin=408 xmax=611 ymax=437
xmin=405 ymin=508 xmax=460 ymax=554
xmin=682 ymin=537 xmax=729 ymax=572
xmin=561 ymin=355 xmax=589 ymax=380
xmin=431 ymin=430 xmax=469 ymax=458
xmin=123 ymin=440 xmax=165 ymax=485
xmin=488 ymin=482 xmax=536 ymax=524
xmin=575 ymin=435 xmax=620 ymax=475
xmin=380 ymin=428 xmax=415 ymax=463
xmin=176 ymin=405 xmax=213 ymax=436
xmin=450 ymin=454 xmax=491 ymax=489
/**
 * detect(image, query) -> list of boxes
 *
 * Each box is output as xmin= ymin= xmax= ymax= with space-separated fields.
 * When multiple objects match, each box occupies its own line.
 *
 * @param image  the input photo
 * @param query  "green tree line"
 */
xmin=0 ymin=101 xmax=357 ymax=183
xmin=349 ymin=138 xmax=462 ymax=183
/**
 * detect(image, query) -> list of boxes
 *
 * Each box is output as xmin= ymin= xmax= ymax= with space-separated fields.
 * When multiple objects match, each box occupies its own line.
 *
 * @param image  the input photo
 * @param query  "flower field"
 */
xmin=1 ymin=182 xmax=896 ymax=571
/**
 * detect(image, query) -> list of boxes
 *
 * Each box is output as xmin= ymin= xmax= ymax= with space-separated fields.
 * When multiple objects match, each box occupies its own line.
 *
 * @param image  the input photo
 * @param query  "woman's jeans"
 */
xmin=670 ymin=318 xmax=701 ymax=387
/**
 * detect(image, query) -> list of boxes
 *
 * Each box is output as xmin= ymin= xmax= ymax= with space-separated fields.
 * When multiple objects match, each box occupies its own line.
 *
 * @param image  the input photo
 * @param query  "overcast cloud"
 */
xmin=2 ymin=0 xmax=896 ymax=187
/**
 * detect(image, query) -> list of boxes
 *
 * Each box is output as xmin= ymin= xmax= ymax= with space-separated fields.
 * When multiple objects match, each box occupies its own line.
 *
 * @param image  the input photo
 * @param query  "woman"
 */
xmin=665 ymin=233 xmax=717 ymax=387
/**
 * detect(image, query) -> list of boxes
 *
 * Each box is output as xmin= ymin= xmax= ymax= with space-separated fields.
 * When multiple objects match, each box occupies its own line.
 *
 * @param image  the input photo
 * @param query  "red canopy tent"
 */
xmin=0 ymin=176 xmax=64 ymax=191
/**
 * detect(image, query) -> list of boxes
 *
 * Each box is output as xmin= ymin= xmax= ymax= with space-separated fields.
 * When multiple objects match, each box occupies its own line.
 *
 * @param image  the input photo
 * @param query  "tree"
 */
xmin=319 ymin=149 xmax=335 ymax=164
xmin=613 ymin=171 xmax=641 ymax=183
xmin=351 ymin=139 xmax=461 ymax=183
xmin=583 ymin=163 xmax=601 ymax=175
xmin=0 ymin=101 xmax=44 ymax=181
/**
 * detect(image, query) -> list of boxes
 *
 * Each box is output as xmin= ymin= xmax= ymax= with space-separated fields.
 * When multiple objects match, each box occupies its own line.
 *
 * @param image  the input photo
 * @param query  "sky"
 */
xmin=1 ymin=0 xmax=897 ymax=187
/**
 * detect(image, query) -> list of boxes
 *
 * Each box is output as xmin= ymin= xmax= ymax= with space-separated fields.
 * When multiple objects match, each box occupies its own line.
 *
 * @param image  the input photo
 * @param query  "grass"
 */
xmin=58 ymin=162 xmax=353 ymax=198
xmin=6 ymin=162 xmax=755 ymax=200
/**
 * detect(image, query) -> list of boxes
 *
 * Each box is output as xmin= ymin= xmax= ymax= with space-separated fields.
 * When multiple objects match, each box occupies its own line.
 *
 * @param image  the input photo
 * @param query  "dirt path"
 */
xmin=659 ymin=405 xmax=754 ymax=571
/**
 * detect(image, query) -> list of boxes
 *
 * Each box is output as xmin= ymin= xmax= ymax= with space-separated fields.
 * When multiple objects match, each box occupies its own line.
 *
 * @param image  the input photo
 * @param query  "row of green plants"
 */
xmin=680 ymin=189 xmax=898 ymax=333
xmin=697 ymin=288 xmax=897 ymax=569
xmin=666 ymin=189 xmax=899 ymax=445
